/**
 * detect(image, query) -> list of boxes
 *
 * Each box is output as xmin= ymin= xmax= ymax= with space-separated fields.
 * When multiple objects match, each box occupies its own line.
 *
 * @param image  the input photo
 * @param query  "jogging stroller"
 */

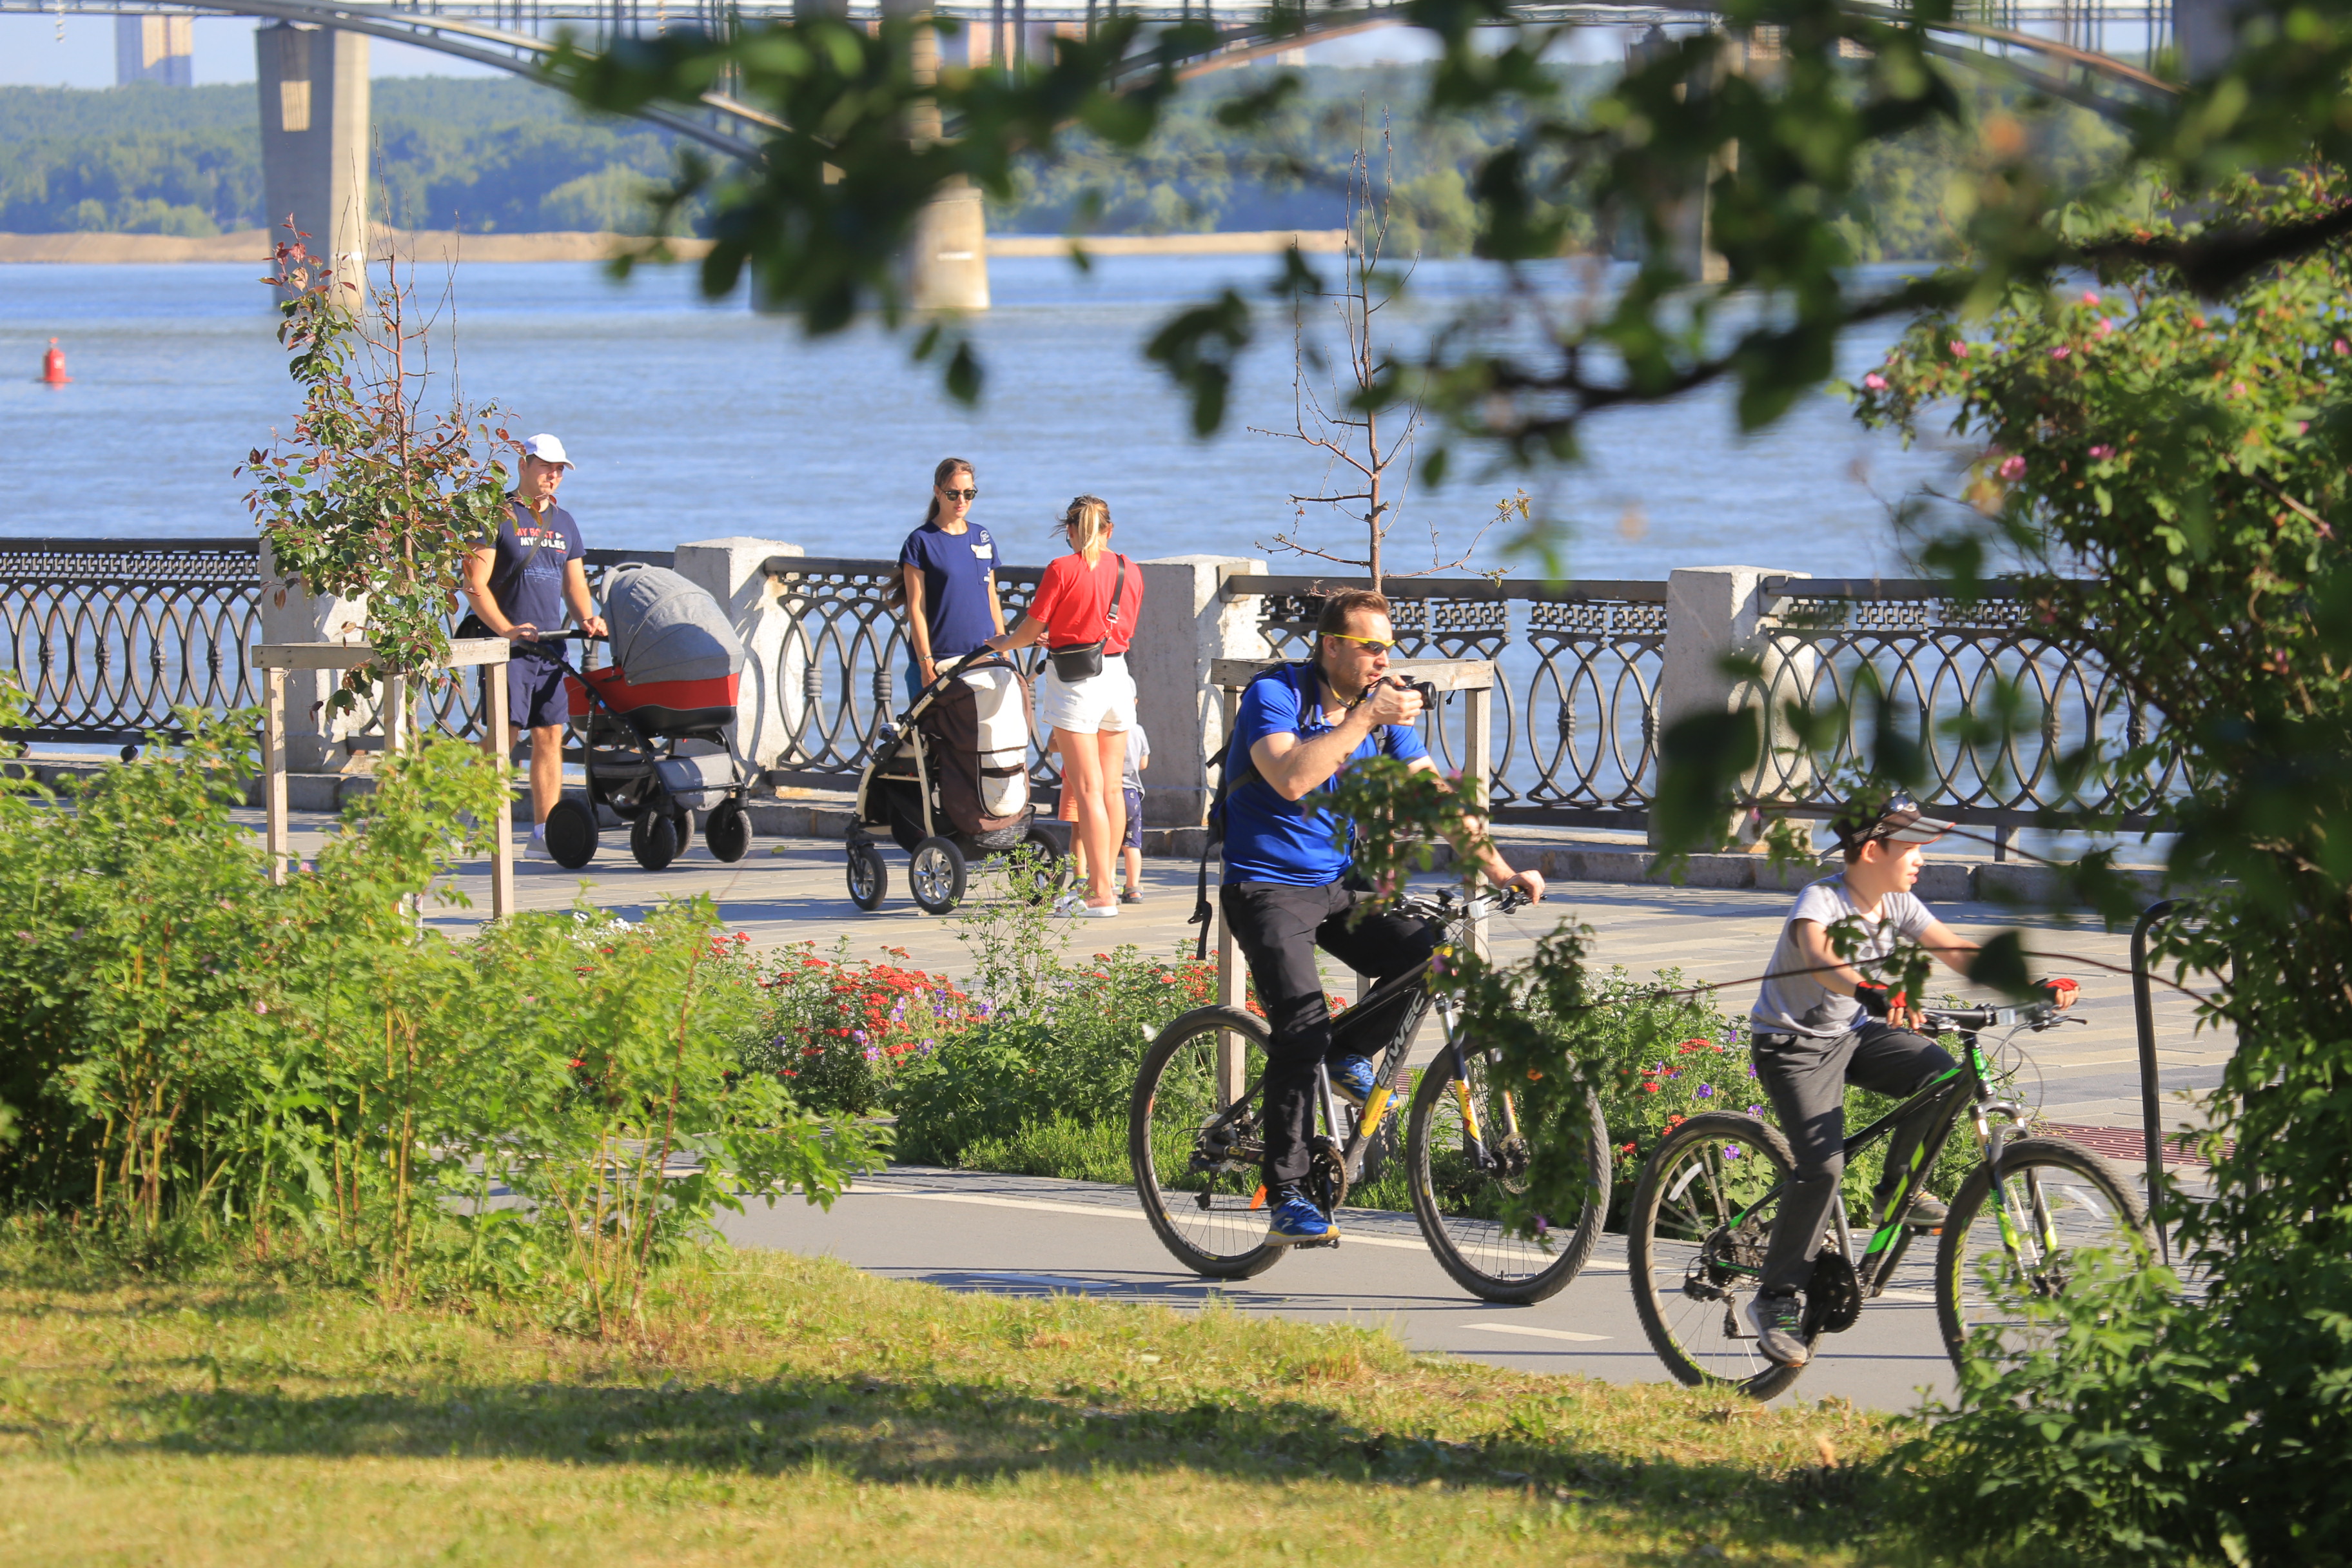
xmin=846 ymin=650 xmax=1059 ymax=915
xmin=538 ymin=565 xmax=758 ymax=872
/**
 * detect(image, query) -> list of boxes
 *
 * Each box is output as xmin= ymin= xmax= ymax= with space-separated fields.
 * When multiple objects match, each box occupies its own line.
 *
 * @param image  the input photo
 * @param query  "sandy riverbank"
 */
xmin=0 ymin=228 xmax=1346 ymax=264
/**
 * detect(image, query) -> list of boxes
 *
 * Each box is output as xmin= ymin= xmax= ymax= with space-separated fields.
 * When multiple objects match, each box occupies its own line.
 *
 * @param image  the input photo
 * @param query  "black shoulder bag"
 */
xmin=1046 ymin=554 xmax=1130 ymax=681
xmin=1186 ymin=662 xmax=1311 ymax=960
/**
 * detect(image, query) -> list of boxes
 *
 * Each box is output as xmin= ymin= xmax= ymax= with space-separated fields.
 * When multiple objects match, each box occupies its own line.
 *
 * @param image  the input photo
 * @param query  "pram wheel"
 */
xmin=705 ymin=800 xmax=752 ymax=863
xmin=847 ymin=839 xmax=888 ymax=911
xmin=544 ymin=798 xmax=599 ymax=870
xmin=1020 ymin=827 xmax=1072 ymax=899
xmin=630 ymin=809 xmax=685 ymax=871
xmin=908 ymin=836 xmax=968 ymax=916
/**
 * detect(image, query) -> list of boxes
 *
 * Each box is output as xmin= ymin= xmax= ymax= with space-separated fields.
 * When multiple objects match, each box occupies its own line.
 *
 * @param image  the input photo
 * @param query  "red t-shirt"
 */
xmin=1025 ymin=551 xmax=1142 ymax=656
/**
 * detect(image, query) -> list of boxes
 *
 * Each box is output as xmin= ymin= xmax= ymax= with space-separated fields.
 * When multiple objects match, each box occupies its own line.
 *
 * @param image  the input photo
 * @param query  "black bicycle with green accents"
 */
xmin=1129 ymin=887 xmax=1611 ymax=1303
xmin=1629 ymin=1001 xmax=2155 ymax=1398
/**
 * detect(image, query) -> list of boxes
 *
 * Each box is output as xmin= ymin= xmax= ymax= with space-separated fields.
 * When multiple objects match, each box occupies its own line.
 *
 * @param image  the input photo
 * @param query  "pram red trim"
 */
xmin=566 ymin=664 xmax=740 ymax=722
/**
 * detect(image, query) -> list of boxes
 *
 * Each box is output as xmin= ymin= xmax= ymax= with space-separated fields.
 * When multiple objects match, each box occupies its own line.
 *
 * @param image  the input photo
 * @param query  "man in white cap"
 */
xmin=461 ymin=434 xmax=607 ymax=848
xmin=1740 ymin=794 xmax=2077 ymax=1367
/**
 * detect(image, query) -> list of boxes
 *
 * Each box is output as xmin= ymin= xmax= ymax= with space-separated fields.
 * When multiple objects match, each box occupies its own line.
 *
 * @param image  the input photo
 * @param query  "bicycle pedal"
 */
xmin=1293 ymin=1237 xmax=1341 ymax=1250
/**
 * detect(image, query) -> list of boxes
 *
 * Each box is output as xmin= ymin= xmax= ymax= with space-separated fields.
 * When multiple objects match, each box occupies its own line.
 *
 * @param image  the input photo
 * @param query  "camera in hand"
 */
xmin=1390 ymin=675 xmax=1438 ymax=709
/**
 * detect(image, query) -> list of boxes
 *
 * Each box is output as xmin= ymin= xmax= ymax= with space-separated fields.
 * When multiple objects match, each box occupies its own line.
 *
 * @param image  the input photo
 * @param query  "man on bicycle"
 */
xmin=1745 ymin=796 xmax=2075 ymax=1366
xmin=1219 ymin=588 xmax=1546 ymax=1247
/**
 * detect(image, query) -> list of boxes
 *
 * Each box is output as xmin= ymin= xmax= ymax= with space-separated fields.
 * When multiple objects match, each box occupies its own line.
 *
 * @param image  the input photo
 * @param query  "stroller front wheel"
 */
xmin=706 ymin=800 xmax=752 ymax=863
xmin=909 ymin=836 xmax=968 ymax=916
xmin=630 ymin=808 xmax=684 ymax=871
xmin=544 ymin=798 xmax=600 ymax=870
xmin=847 ymin=839 xmax=888 ymax=911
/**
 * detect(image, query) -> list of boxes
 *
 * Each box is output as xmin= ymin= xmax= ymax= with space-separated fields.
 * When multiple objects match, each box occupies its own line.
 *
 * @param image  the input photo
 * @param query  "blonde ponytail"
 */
xmin=1059 ymin=494 xmax=1113 ymax=560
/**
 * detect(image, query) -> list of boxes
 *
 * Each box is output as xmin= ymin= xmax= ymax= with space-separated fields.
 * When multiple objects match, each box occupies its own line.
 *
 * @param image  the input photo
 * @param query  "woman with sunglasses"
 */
xmin=896 ymin=457 xmax=1004 ymax=701
xmin=979 ymin=495 xmax=1143 ymax=917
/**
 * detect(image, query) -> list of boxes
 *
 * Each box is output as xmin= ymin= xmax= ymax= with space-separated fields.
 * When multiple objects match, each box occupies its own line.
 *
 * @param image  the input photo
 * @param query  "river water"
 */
xmin=1 ymin=255 xmax=1970 ymax=578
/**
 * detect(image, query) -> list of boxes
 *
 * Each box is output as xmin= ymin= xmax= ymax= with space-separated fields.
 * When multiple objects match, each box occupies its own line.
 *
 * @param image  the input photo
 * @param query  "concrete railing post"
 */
xmin=1649 ymin=565 xmax=1810 ymax=850
xmin=672 ymin=537 xmax=804 ymax=776
xmin=1134 ymin=554 xmax=1269 ymax=827
xmin=255 ymin=543 xmax=369 ymax=774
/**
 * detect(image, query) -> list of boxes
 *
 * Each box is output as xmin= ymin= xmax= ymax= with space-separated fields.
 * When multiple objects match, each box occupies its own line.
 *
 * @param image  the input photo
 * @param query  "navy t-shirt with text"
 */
xmin=1220 ymin=664 xmax=1429 ymax=886
xmin=484 ymin=499 xmax=583 ymax=640
xmin=898 ymin=521 xmax=999 ymax=659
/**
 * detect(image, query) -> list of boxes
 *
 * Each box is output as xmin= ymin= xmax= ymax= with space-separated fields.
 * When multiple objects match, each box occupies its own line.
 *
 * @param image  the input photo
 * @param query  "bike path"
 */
xmin=716 ymin=1164 xmax=1961 ymax=1414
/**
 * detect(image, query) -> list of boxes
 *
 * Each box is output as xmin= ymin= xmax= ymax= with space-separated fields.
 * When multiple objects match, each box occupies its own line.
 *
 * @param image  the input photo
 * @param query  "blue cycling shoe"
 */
xmin=1265 ymin=1188 xmax=1337 ymax=1246
xmin=1329 ymin=1055 xmax=1378 ymax=1104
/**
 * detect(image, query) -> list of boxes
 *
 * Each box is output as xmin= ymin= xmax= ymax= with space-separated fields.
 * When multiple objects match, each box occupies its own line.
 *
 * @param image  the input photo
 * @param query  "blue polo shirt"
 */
xmin=1220 ymin=663 xmax=1429 ymax=886
xmin=897 ymin=521 xmax=999 ymax=658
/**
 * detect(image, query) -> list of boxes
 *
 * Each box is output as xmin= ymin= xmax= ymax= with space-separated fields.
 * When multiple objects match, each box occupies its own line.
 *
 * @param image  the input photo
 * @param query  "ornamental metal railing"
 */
xmin=0 ymin=537 xmax=264 ymax=748
xmin=0 ymin=538 xmax=2185 ymax=834
xmin=1745 ymin=577 xmax=2180 ymax=830
xmin=1246 ymin=574 xmax=1666 ymax=829
xmin=0 ymin=540 xmax=671 ymax=752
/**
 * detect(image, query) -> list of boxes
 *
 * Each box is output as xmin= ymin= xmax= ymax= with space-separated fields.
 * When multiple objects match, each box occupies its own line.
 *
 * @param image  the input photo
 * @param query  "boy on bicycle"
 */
xmin=1745 ymin=796 xmax=2075 ymax=1366
xmin=1217 ymin=588 xmax=1546 ymax=1247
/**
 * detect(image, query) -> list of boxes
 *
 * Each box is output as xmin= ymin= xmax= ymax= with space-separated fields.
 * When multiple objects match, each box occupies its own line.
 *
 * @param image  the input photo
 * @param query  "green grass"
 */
xmin=0 ymin=1235 xmax=1904 ymax=1566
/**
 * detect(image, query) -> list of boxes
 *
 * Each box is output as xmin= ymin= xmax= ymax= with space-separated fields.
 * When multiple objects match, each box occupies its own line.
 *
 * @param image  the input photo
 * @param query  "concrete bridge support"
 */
xmin=256 ymin=23 xmax=371 ymax=297
xmin=901 ymin=5 xmax=991 ymax=312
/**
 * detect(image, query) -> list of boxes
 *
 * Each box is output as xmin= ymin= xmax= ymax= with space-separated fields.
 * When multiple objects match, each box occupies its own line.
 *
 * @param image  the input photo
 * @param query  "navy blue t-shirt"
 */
xmin=1220 ymin=664 xmax=1429 ymax=886
xmin=484 ymin=499 xmax=583 ymax=638
xmin=898 ymin=521 xmax=999 ymax=658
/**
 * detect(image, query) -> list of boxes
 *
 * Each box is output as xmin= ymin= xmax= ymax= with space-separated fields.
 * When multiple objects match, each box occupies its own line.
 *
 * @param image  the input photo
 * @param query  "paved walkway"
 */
xmin=253 ymin=808 xmax=2226 ymax=1133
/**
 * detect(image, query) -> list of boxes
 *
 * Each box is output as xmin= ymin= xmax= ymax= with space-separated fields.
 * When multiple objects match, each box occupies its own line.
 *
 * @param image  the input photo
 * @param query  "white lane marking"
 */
xmin=850 ymin=1186 xmax=1631 ymax=1268
xmin=1458 ymin=1320 xmax=1611 ymax=1343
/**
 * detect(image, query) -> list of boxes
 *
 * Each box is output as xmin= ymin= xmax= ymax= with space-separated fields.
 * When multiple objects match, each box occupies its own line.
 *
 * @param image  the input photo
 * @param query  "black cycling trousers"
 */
xmin=1750 ymin=1022 xmax=1956 ymax=1296
xmin=1220 ymin=881 xmax=1436 ymax=1189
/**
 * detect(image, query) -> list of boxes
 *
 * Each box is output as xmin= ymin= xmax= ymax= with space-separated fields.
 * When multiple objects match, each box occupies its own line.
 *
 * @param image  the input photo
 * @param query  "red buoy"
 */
xmin=41 ymin=338 xmax=70 ymax=385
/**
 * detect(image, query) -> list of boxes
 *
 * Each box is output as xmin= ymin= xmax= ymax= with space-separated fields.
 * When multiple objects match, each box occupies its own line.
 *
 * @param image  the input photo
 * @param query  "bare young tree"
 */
xmin=1253 ymin=115 xmax=1505 ymax=594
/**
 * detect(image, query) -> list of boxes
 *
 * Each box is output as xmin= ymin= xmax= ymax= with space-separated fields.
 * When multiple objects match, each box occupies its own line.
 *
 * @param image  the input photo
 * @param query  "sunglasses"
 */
xmin=939 ymin=486 xmax=979 ymax=502
xmin=1326 ymin=631 xmax=1397 ymax=655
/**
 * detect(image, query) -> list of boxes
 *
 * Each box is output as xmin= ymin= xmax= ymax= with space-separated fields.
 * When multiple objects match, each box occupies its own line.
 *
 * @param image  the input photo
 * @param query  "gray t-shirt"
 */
xmin=1751 ymin=875 xmax=1936 ymax=1039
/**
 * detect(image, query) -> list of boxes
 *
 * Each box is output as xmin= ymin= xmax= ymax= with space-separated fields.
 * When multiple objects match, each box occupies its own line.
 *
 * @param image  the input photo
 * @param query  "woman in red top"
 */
xmin=981 ymin=495 xmax=1144 ymax=917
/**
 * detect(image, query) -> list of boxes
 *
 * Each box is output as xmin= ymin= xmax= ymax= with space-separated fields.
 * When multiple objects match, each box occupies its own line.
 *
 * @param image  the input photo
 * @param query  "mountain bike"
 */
xmin=1129 ymin=887 xmax=1611 ymax=1304
xmin=1629 ymin=1000 xmax=2153 ymax=1398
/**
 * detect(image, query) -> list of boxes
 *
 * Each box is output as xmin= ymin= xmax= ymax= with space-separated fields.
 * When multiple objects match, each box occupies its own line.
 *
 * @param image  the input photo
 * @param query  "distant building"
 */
xmin=116 ymin=15 xmax=195 ymax=87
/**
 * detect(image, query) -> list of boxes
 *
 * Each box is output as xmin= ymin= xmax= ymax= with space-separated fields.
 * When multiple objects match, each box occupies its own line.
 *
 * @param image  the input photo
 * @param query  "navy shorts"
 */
xmin=509 ymin=647 xmax=569 ymax=732
xmin=1122 ymin=785 xmax=1144 ymax=850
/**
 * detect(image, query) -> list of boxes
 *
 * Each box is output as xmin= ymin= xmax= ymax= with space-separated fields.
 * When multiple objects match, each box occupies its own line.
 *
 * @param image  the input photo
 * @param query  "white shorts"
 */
xmin=1035 ymin=654 xmax=1137 ymax=736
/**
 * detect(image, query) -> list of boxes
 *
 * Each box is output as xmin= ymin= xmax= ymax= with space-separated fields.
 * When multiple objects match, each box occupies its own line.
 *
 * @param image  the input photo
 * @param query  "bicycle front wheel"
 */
xmin=1405 ymin=1044 xmax=1608 ymax=1304
xmin=1936 ymin=1136 xmax=2151 ymax=1372
xmin=1130 ymin=1005 xmax=1285 ymax=1280
xmin=1628 ymin=1113 xmax=1808 ymax=1399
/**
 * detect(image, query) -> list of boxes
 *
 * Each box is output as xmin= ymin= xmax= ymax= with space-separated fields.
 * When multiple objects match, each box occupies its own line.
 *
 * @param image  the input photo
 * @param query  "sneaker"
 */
xmin=1328 ymin=1054 xmax=1378 ymax=1104
xmin=1746 ymin=1290 xmax=1810 ymax=1367
xmin=1266 ymin=1188 xmax=1336 ymax=1246
xmin=1120 ymin=887 xmax=1142 ymax=905
xmin=1901 ymin=1194 xmax=1950 ymax=1230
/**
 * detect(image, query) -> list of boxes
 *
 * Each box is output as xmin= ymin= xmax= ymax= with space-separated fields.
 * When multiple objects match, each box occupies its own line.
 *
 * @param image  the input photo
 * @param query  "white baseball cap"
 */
xmin=519 ymin=433 xmax=574 ymax=468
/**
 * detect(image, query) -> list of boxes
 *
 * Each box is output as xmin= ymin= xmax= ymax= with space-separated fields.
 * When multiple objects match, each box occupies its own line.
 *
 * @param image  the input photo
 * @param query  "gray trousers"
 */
xmin=1750 ymin=1022 xmax=1955 ymax=1295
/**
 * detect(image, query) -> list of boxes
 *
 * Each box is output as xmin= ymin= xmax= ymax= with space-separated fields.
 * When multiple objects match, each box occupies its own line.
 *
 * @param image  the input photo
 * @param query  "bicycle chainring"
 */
xmin=1805 ymin=1252 xmax=1863 ymax=1335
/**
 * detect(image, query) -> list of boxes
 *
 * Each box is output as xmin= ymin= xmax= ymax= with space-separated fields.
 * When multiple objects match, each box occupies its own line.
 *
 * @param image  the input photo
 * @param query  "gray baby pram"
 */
xmin=540 ymin=564 xmax=758 ymax=871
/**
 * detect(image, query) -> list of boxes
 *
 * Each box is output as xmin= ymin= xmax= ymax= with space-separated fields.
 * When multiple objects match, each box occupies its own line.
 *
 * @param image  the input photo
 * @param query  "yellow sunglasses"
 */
xmin=1325 ymin=631 xmax=1398 ymax=655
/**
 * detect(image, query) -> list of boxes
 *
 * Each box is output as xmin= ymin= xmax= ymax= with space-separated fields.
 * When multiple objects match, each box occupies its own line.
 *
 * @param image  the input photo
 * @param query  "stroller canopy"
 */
xmin=603 ymin=566 xmax=745 ymax=684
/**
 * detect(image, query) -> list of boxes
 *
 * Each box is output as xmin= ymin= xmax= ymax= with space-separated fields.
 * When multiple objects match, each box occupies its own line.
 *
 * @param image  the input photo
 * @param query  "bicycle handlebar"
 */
xmin=1916 ymin=1001 xmax=2068 ymax=1032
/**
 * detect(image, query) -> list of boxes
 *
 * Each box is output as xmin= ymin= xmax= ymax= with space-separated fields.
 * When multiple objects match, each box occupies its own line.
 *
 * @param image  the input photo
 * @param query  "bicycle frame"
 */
xmin=1710 ymin=1020 xmax=2035 ymax=1298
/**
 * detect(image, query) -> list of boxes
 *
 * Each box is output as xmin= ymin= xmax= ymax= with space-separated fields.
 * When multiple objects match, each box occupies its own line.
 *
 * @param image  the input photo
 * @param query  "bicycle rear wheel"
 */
xmin=1936 ymin=1136 xmax=2151 ymax=1373
xmin=1130 ymin=1005 xmax=1285 ymax=1280
xmin=1405 ymin=1043 xmax=1609 ymax=1304
xmin=1628 ymin=1113 xmax=1809 ymax=1399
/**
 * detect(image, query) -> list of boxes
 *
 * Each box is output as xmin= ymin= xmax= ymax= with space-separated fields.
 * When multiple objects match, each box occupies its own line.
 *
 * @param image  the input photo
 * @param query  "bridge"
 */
xmin=2 ymin=0 xmax=2193 ymax=309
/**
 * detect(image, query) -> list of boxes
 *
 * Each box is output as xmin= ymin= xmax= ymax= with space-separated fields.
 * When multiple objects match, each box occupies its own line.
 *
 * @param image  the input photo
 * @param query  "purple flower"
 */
xmin=1724 ymin=1144 xmax=1743 ymax=1161
xmin=852 ymin=1030 xmax=868 ymax=1044
xmin=1747 ymin=1104 xmax=1765 ymax=1118
xmin=863 ymin=1045 xmax=881 ymax=1063
xmin=1695 ymin=1084 xmax=1714 ymax=1099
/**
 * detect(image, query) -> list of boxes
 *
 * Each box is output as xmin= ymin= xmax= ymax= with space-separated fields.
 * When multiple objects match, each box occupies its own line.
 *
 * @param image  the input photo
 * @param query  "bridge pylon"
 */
xmin=257 ymin=21 xmax=371 ymax=300
xmin=901 ymin=8 xmax=990 ymax=311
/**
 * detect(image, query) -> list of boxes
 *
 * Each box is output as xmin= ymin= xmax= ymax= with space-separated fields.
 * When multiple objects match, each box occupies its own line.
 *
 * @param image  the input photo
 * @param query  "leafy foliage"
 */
xmin=239 ymin=230 xmax=514 ymax=698
xmin=0 ymin=727 xmax=874 ymax=1322
xmin=745 ymin=941 xmax=976 ymax=1115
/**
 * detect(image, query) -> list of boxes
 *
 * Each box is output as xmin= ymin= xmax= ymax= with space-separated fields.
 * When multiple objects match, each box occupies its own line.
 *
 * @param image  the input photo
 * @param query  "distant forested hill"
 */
xmin=0 ymin=68 xmax=2122 ymax=259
